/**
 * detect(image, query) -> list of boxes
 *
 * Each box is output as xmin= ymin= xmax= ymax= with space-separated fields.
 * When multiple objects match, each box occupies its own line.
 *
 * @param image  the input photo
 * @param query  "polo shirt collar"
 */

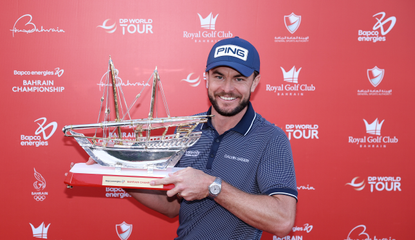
xmin=202 ymin=102 xmax=256 ymax=136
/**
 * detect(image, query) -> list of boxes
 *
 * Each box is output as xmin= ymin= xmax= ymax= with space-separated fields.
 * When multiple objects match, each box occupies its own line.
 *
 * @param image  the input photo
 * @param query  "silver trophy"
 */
xmin=63 ymin=57 xmax=211 ymax=189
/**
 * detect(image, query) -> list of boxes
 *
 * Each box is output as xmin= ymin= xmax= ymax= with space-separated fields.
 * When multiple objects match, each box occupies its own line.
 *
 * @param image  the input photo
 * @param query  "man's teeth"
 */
xmin=220 ymin=96 xmax=235 ymax=100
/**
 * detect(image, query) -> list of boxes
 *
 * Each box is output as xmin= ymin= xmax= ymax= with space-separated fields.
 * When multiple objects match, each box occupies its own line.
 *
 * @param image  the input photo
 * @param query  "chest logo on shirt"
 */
xmin=185 ymin=150 xmax=200 ymax=157
xmin=224 ymin=154 xmax=249 ymax=163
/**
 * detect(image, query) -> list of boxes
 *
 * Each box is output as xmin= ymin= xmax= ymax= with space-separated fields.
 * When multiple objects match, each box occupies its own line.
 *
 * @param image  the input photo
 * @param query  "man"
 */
xmin=89 ymin=37 xmax=297 ymax=239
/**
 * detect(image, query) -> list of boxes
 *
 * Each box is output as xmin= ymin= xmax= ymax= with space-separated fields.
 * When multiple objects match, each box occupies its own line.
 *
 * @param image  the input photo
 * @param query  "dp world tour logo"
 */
xmin=116 ymin=222 xmax=133 ymax=240
xmin=367 ymin=66 xmax=384 ymax=87
xmin=198 ymin=12 xmax=219 ymax=30
xmin=97 ymin=18 xmax=153 ymax=35
xmin=97 ymin=19 xmax=117 ymax=33
xmin=181 ymin=73 xmax=201 ymax=87
xmin=284 ymin=13 xmax=301 ymax=34
xmin=345 ymin=177 xmax=365 ymax=191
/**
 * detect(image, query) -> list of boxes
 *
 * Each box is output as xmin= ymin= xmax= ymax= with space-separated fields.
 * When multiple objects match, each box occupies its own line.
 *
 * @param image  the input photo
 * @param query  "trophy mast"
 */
xmin=109 ymin=56 xmax=122 ymax=139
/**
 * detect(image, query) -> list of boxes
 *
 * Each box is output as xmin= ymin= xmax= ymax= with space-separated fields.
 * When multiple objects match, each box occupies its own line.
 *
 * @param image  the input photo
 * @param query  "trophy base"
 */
xmin=64 ymin=163 xmax=182 ymax=190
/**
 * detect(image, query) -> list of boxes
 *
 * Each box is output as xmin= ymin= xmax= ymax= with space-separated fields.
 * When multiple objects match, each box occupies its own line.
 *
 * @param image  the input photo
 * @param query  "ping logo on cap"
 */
xmin=214 ymin=44 xmax=248 ymax=61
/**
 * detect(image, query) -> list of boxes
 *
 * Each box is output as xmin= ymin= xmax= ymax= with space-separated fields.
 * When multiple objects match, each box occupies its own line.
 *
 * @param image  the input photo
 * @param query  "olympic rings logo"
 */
xmin=33 ymin=195 xmax=46 ymax=201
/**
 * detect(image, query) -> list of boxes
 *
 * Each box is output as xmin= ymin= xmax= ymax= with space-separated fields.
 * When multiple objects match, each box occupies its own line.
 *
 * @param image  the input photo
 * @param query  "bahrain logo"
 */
xmin=198 ymin=12 xmax=219 ymax=30
xmin=30 ymin=222 xmax=50 ymax=239
xmin=367 ymin=67 xmax=384 ymax=87
xmin=11 ymin=14 xmax=65 ymax=37
xmin=181 ymin=73 xmax=201 ymax=87
xmin=345 ymin=177 xmax=365 ymax=191
xmin=116 ymin=222 xmax=133 ymax=240
xmin=281 ymin=66 xmax=301 ymax=83
xmin=32 ymin=168 xmax=48 ymax=201
xmin=97 ymin=19 xmax=117 ymax=33
xmin=284 ymin=13 xmax=301 ymax=34
xmin=364 ymin=118 xmax=384 ymax=135
xmin=346 ymin=224 xmax=396 ymax=240
xmin=97 ymin=68 xmax=150 ymax=91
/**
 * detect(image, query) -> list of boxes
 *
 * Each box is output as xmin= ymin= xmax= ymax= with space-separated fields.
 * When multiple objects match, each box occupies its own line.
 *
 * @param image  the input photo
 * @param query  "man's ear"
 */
xmin=251 ymin=74 xmax=261 ymax=92
xmin=204 ymin=72 xmax=209 ymax=88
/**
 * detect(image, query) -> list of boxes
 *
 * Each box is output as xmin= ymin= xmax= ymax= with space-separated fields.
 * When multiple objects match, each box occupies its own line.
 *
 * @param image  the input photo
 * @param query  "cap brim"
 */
xmin=206 ymin=61 xmax=254 ymax=77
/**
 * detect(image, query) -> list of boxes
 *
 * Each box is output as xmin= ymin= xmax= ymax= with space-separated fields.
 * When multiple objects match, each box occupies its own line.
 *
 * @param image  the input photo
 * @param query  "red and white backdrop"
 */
xmin=1 ymin=0 xmax=414 ymax=239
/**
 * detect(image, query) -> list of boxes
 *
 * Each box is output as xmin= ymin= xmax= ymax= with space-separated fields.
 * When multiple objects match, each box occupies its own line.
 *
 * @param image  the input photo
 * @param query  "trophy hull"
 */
xmin=70 ymin=130 xmax=198 ymax=169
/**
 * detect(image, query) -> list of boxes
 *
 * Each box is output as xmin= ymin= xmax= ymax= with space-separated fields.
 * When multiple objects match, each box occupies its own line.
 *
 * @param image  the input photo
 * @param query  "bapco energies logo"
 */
xmin=116 ymin=222 xmax=133 ymax=240
xmin=183 ymin=12 xmax=233 ymax=43
xmin=358 ymin=12 xmax=396 ymax=42
xmin=11 ymin=14 xmax=65 ymax=37
xmin=346 ymin=224 xmax=396 ymax=240
xmin=181 ymin=73 xmax=201 ymax=87
xmin=97 ymin=18 xmax=153 ymax=35
xmin=21 ymin=118 xmax=57 ymax=147
xmin=265 ymin=66 xmax=315 ymax=96
xmin=275 ymin=12 xmax=309 ymax=43
xmin=346 ymin=176 xmax=401 ymax=192
xmin=285 ymin=124 xmax=319 ymax=140
xmin=12 ymin=67 xmax=65 ymax=93
xmin=274 ymin=223 xmax=312 ymax=240
xmin=357 ymin=67 xmax=391 ymax=96
xmin=348 ymin=118 xmax=398 ymax=148
xmin=105 ymin=188 xmax=131 ymax=198
xmin=30 ymin=222 xmax=50 ymax=239
xmin=32 ymin=168 xmax=48 ymax=201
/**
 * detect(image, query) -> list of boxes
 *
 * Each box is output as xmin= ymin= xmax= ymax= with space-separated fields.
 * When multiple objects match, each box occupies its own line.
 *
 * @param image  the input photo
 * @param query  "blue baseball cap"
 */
xmin=205 ymin=37 xmax=260 ymax=77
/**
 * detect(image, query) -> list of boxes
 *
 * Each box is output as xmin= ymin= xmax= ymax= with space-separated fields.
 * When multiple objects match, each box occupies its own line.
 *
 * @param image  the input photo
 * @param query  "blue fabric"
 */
xmin=175 ymin=102 xmax=297 ymax=239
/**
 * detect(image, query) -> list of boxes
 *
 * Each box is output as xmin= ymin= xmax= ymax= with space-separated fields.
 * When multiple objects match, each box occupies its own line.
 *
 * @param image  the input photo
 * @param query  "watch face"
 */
xmin=211 ymin=185 xmax=220 ymax=194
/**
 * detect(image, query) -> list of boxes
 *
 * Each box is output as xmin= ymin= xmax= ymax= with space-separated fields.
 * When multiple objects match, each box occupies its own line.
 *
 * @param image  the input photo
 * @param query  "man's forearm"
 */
xmin=214 ymin=181 xmax=296 ymax=237
xmin=126 ymin=189 xmax=181 ymax=218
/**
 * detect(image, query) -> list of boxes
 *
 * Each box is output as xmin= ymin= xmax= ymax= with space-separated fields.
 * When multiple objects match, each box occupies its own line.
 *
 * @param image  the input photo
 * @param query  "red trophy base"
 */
xmin=64 ymin=163 xmax=182 ymax=190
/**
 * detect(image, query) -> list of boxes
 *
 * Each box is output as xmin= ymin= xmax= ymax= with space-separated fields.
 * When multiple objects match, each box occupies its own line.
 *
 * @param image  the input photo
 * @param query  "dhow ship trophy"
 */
xmin=63 ymin=57 xmax=210 ymax=190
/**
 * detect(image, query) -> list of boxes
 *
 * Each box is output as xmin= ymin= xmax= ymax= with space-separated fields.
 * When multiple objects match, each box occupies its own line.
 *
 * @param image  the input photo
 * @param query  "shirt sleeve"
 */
xmin=256 ymin=128 xmax=298 ymax=200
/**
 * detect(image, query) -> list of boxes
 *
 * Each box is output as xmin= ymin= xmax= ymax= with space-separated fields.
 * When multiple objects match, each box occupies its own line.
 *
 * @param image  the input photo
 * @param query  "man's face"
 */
xmin=206 ymin=66 xmax=260 ymax=117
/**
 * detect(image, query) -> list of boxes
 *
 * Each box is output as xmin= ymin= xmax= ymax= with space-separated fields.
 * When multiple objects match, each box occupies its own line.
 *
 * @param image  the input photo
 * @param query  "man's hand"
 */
xmin=86 ymin=157 xmax=96 ymax=165
xmin=151 ymin=167 xmax=215 ymax=201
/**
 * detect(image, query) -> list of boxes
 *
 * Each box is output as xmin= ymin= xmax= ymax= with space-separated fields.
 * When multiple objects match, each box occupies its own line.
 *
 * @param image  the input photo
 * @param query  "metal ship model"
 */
xmin=63 ymin=57 xmax=210 ymax=170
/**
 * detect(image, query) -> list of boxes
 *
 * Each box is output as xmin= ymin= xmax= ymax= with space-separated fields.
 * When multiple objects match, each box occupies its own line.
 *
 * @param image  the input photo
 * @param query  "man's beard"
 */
xmin=208 ymin=92 xmax=250 ymax=117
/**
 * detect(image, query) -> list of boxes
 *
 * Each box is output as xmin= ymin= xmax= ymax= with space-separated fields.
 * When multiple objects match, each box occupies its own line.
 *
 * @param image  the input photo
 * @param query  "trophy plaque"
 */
xmin=63 ymin=57 xmax=211 ymax=190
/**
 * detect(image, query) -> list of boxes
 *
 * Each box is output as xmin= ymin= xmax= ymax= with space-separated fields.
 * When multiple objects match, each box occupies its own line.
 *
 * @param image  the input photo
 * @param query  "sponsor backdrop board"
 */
xmin=1 ymin=0 xmax=414 ymax=239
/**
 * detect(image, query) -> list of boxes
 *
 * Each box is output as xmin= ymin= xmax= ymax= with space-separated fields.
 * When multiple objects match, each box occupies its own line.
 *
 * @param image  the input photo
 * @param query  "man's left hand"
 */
xmin=151 ymin=167 xmax=215 ymax=201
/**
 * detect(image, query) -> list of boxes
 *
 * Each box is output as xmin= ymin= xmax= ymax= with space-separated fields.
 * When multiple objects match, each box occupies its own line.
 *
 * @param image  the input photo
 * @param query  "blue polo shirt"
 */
xmin=175 ymin=102 xmax=297 ymax=240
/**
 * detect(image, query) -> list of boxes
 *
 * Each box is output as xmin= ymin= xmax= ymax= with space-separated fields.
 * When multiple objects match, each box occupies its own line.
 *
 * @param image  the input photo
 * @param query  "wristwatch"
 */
xmin=208 ymin=177 xmax=222 ymax=199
